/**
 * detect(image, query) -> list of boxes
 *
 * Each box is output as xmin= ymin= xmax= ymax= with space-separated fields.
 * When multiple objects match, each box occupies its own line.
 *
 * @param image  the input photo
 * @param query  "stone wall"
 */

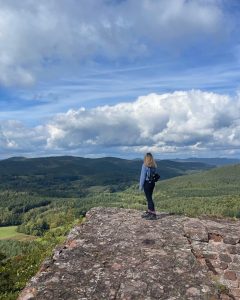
xmin=184 ymin=218 xmax=240 ymax=299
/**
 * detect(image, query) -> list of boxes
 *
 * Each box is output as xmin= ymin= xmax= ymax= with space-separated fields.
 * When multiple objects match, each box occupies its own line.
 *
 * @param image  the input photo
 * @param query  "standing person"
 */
xmin=139 ymin=153 xmax=158 ymax=220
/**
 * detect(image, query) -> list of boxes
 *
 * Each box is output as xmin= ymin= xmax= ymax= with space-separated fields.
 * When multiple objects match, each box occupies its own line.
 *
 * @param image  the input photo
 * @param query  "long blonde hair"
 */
xmin=144 ymin=152 xmax=157 ymax=168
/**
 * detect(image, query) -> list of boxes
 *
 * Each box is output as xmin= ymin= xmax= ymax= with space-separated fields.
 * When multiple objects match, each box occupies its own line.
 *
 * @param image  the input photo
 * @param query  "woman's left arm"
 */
xmin=139 ymin=164 xmax=147 ymax=191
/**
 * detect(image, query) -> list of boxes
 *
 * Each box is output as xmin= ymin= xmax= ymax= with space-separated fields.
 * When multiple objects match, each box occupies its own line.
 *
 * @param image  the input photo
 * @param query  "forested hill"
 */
xmin=152 ymin=163 xmax=240 ymax=217
xmin=156 ymin=163 xmax=240 ymax=190
xmin=0 ymin=156 xmax=212 ymax=197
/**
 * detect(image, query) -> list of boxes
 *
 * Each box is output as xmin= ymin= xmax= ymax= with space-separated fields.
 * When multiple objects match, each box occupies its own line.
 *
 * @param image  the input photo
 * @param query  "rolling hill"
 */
xmin=0 ymin=156 xmax=213 ymax=197
xmin=152 ymin=163 xmax=240 ymax=217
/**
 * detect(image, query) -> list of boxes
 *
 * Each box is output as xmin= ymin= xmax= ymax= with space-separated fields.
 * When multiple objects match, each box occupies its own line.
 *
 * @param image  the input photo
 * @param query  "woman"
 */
xmin=139 ymin=152 xmax=157 ymax=220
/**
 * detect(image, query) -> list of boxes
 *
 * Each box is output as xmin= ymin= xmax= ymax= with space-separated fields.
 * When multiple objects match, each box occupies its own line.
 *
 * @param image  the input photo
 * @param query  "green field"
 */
xmin=0 ymin=226 xmax=35 ymax=241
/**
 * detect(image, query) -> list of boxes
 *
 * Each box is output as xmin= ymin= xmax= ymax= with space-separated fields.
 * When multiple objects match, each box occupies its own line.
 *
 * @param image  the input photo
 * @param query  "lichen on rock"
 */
xmin=18 ymin=207 xmax=240 ymax=300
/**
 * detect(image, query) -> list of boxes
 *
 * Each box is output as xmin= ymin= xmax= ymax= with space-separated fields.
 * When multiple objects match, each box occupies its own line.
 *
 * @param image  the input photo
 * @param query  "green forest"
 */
xmin=0 ymin=156 xmax=240 ymax=300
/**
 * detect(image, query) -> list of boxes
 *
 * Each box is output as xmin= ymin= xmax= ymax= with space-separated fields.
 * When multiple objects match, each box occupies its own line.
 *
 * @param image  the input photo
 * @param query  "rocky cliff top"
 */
xmin=18 ymin=207 xmax=240 ymax=300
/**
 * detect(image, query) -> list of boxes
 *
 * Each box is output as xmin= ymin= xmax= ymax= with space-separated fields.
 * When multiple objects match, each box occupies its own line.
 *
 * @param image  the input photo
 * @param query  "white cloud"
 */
xmin=1 ymin=90 xmax=239 ymax=158
xmin=0 ymin=120 xmax=47 ymax=154
xmin=45 ymin=90 xmax=240 ymax=153
xmin=0 ymin=0 xmax=226 ymax=86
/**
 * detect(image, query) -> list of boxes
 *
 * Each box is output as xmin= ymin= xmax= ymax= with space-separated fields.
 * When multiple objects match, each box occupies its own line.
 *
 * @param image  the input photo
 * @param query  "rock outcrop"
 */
xmin=18 ymin=207 xmax=240 ymax=300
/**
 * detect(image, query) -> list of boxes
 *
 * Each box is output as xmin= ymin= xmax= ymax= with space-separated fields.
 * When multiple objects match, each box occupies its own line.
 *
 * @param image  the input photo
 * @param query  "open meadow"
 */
xmin=0 ymin=226 xmax=35 ymax=241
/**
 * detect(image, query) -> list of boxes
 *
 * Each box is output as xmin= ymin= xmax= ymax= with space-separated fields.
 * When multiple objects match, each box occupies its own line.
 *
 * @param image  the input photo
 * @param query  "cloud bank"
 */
xmin=1 ymin=90 xmax=240 ymax=158
xmin=0 ymin=0 xmax=226 ymax=86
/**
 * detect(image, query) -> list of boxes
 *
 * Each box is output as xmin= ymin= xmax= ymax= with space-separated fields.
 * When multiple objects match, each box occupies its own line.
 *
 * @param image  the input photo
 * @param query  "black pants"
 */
xmin=143 ymin=180 xmax=155 ymax=212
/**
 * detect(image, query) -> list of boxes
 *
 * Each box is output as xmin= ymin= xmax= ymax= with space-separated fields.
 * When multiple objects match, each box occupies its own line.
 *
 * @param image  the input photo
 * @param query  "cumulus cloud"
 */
xmin=1 ymin=90 xmax=240 ymax=157
xmin=0 ymin=0 xmax=227 ymax=86
xmin=0 ymin=120 xmax=47 ymax=155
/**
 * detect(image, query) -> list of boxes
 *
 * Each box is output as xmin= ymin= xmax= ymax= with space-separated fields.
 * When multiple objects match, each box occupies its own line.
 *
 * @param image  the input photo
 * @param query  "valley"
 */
xmin=0 ymin=156 xmax=239 ymax=299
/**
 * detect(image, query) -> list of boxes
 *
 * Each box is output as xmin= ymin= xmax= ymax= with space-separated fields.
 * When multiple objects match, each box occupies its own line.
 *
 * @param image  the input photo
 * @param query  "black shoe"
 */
xmin=141 ymin=211 xmax=151 ymax=218
xmin=145 ymin=213 xmax=157 ymax=220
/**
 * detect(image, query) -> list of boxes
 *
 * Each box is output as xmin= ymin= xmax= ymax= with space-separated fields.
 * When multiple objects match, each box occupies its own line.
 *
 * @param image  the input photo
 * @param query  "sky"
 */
xmin=0 ymin=0 xmax=240 ymax=159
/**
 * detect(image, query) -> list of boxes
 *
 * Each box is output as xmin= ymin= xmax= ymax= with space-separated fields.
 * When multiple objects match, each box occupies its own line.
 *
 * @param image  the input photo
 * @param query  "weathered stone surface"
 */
xmin=223 ymin=237 xmax=239 ymax=245
xmin=232 ymin=288 xmax=240 ymax=298
xmin=184 ymin=219 xmax=209 ymax=242
xmin=219 ymin=254 xmax=232 ymax=264
xmin=18 ymin=208 xmax=240 ymax=300
xmin=209 ymin=234 xmax=223 ymax=243
xmin=224 ymin=271 xmax=237 ymax=281
xmin=185 ymin=216 xmax=240 ymax=299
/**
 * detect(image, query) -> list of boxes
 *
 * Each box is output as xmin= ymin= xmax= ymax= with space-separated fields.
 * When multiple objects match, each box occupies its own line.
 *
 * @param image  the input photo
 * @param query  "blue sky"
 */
xmin=0 ymin=0 xmax=240 ymax=159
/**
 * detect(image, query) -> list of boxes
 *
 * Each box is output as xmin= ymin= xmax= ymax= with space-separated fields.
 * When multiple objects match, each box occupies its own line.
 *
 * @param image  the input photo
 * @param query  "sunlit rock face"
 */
xmin=18 ymin=207 xmax=240 ymax=300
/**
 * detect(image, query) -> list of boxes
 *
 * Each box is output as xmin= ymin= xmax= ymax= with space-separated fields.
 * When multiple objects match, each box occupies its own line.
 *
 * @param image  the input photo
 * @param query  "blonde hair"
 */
xmin=144 ymin=152 xmax=157 ymax=168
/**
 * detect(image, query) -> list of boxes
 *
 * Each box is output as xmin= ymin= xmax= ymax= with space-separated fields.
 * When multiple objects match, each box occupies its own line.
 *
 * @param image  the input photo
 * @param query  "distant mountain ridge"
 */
xmin=0 ymin=156 xmax=213 ymax=197
xmin=174 ymin=157 xmax=240 ymax=166
xmin=0 ymin=155 xmax=213 ymax=176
